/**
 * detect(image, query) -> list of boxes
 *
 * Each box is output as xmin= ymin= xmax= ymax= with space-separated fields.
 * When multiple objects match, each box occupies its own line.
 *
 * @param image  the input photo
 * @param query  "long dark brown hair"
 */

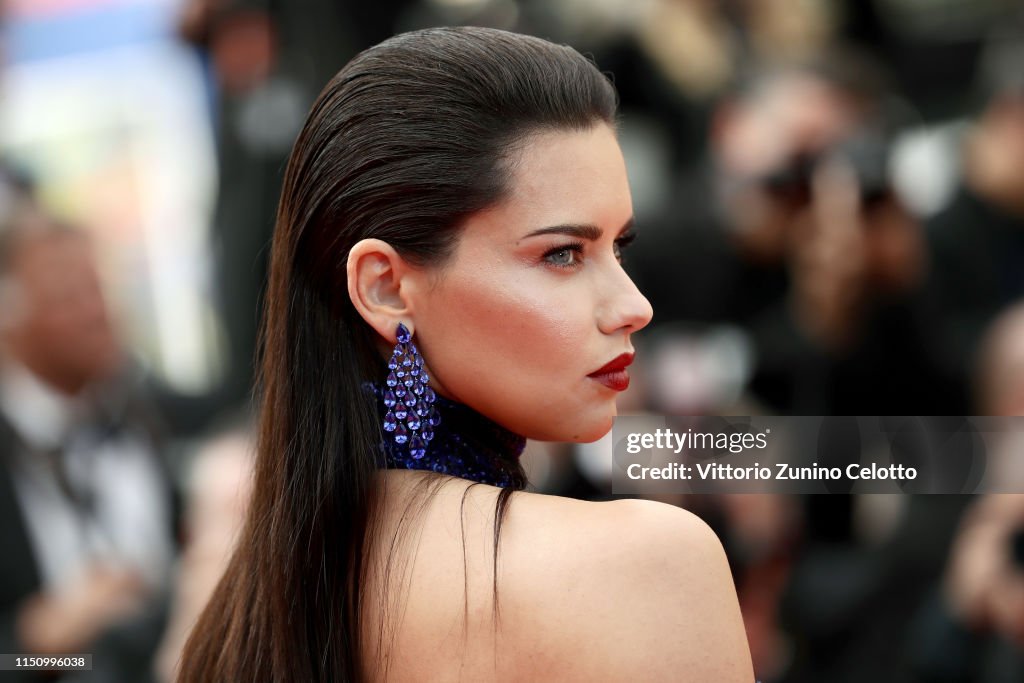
xmin=178 ymin=26 xmax=617 ymax=682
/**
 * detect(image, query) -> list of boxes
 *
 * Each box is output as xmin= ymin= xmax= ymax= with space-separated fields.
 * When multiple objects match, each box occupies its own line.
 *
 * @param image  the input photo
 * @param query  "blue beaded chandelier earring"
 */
xmin=383 ymin=322 xmax=439 ymax=459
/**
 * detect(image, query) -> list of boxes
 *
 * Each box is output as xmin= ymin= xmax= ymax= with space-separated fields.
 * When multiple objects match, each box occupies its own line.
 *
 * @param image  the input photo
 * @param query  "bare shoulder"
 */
xmin=509 ymin=492 xmax=719 ymax=550
xmin=503 ymin=493 xmax=729 ymax=583
xmin=366 ymin=475 xmax=752 ymax=682
xmin=499 ymin=494 xmax=754 ymax=682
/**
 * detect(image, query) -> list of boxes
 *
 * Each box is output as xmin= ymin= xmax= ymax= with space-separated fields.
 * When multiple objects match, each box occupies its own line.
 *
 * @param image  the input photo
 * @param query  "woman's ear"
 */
xmin=347 ymin=238 xmax=415 ymax=342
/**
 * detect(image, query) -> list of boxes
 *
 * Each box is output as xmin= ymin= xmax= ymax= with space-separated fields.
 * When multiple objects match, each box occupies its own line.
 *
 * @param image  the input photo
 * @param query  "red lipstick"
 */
xmin=588 ymin=352 xmax=634 ymax=391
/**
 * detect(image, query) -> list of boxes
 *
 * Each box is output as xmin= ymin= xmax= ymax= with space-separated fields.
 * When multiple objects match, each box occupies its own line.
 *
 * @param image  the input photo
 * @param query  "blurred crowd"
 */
xmin=0 ymin=0 xmax=1022 ymax=681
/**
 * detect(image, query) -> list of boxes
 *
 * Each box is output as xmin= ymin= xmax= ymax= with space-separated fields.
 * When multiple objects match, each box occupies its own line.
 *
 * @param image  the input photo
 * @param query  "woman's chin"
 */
xmin=518 ymin=401 xmax=617 ymax=443
xmin=564 ymin=413 xmax=615 ymax=444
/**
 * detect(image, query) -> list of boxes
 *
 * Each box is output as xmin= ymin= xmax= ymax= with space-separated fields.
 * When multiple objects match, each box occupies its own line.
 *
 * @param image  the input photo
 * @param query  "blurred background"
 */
xmin=0 ymin=0 xmax=1022 ymax=681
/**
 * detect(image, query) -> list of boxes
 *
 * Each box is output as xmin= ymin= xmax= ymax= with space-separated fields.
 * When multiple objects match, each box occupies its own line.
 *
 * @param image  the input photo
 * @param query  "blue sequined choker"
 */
xmin=364 ymin=382 xmax=528 ymax=489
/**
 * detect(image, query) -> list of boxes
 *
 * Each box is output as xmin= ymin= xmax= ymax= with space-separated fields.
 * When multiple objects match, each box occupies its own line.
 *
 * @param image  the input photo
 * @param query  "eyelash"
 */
xmin=543 ymin=232 xmax=638 ymax=269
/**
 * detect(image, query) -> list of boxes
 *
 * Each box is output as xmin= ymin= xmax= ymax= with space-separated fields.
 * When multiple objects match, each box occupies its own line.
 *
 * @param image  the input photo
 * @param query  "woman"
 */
xmin=180 ymin=26 xmax=753 ymax=682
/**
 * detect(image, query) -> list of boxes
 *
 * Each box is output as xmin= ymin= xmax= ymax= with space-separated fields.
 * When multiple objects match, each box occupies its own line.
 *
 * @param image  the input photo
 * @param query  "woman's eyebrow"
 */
xmin=521 ymin=216 xmax=635 ymax=241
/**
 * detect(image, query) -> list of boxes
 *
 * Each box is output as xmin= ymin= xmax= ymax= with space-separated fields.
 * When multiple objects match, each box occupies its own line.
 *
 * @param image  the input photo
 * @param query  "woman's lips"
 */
xmin=588 ymin=352 xmax=634 ymax=391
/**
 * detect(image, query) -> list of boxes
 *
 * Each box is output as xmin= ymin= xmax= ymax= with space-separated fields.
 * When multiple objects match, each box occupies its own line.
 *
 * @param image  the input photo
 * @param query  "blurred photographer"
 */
xmin=630 ymin=49 xmax=947 ymax=415
xmin=0 ymin=204 xmax=178 ymax=681
xmin=746 ymin=125 xmax=923 ymax=346
xmin=909 ymin=303 xmax=1024 ymax=682
xmin=923 ymin=60 xmax=1024 ymax=412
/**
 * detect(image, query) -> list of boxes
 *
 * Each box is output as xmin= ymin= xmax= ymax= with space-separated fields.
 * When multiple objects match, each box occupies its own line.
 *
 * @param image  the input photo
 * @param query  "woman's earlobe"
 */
xmin=347 ymin=238 xmax=413 ymax=341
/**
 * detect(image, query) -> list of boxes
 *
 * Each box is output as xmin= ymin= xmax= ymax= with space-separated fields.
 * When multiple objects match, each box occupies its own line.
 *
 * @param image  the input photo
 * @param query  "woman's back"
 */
xmin=363 ymin=471 xmax=753 ymax=682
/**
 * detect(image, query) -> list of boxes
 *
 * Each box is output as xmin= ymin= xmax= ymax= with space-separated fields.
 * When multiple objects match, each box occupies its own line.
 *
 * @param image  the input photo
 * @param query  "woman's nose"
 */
xmin=597 ymin=265 xmax=653 ymax=335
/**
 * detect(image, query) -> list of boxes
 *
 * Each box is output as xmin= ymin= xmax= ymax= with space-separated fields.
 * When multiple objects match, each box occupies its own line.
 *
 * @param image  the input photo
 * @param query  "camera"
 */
xmin=759 ymin=128 xmax=893 ymax=209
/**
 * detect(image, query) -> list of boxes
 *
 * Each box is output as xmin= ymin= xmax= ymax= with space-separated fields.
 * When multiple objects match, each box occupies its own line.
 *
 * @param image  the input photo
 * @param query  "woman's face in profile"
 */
xmin=411 ymin=123 xmax=652 ymax=442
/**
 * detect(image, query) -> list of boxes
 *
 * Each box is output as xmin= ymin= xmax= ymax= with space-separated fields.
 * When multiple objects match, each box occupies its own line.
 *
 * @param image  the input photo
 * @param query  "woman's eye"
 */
xmin=544 ymin=243 xmax=584 ymax=268
xmin=614 ymin=231 xmax=637 ymax=262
